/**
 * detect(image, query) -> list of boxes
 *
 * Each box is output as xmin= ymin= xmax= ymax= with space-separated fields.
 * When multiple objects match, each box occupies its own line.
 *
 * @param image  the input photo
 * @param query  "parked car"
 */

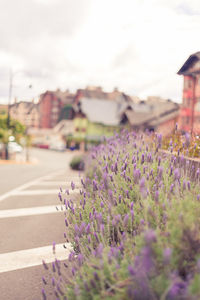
xmin=8 ymin=142 xmax=23 ymax=153
xmin=49 ymin=141 xmax=66 ymax=151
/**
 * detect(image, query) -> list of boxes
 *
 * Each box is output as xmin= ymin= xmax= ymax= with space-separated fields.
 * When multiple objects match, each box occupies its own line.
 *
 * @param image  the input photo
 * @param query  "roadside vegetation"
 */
xmin=0 ymin=115 xmax=26 ymax=159
xmin=42 ymin=127 xmax=200 ymax=300
xmin=70 ymin=155 xmax=85 ymax=171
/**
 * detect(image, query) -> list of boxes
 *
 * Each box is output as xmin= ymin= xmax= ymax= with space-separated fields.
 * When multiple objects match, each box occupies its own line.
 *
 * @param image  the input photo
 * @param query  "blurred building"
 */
xmin=178 ymin=51 xmax=200 ymax=134
xmin=74 ymin=86 xmax=133 ymax=105
xmin=125 ymin=97 xmax=180 ymax=136
xmin=10 ymin=100 xmax=39 ymax=128
xmin=27 ymin=120 xmax=74 ymax=149
xmin=38 ymin=89 xmax=75 ymax=128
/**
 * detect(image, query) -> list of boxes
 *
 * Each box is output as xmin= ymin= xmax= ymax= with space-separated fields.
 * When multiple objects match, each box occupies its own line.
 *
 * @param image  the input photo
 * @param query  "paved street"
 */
xmin=0 ymin=148 xmax=82 ymax=299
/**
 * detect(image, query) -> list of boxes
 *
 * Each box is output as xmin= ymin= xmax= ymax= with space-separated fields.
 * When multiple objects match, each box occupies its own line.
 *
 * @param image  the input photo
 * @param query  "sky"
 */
xmin=0 ymin=0 xmax=200 ymax=104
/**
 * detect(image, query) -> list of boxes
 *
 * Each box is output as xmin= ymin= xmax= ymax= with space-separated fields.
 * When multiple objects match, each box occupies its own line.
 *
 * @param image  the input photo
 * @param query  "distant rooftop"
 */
xmin=79 ymin=97 xmax=128 ymax=126
xmin=177 ymin=51 xmax=200 ymax=75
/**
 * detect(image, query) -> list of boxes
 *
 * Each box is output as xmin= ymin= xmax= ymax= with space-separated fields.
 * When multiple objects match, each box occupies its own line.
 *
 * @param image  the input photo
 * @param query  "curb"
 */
xmin=0 ymin=158 xmax=38 ymax=165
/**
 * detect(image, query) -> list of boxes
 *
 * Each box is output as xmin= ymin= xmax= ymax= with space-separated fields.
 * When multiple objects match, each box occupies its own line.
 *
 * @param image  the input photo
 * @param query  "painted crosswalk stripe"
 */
xmin=0 ymin=205 xmax=66 ymax=218
xmin=0 ymin=243 xmax=72 ymax=273
xmin=31 ymin=181 xmax=81 ymax=186
xmin=0 ymin=169 xmax=67 ymax=202
xmin=12 ymin=189 xmax=80 ymax=196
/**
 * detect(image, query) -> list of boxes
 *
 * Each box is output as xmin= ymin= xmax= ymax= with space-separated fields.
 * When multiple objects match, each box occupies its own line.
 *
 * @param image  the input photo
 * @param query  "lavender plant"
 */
xmin=42 ymin=129 xmax=200 ymax=300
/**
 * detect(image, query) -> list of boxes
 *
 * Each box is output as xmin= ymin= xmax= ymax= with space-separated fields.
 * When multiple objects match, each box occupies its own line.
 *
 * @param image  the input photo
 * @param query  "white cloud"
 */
xmin=0 ymin=0 xmax=200 ymax=103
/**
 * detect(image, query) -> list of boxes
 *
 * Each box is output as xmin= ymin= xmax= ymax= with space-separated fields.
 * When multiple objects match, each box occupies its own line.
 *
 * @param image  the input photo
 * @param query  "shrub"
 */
xmin=42 ymin=130 xmax=200 ymax=300
xmin=70 ymin=155 xmax=85 ymax=171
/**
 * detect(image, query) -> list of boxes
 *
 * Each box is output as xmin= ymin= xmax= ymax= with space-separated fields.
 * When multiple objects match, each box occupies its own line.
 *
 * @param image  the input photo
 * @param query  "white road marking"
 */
xmin=0 ymin=205 xmax=65 ymax=218
xmin=0 ymin=243 xmax=72 ymax=273
xmin=44 ymin=176 xmax=82 ymax=181
xmin=13 ymin=189 xmax=80 ymax=196
xmin=32 ymin=181 xmax=81 ymax=186
xmin=0 ymin=169 xmax=75 ymax=202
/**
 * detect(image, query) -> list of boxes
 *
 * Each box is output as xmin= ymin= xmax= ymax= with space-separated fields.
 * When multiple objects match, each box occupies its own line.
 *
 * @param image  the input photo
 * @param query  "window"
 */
xmin=183 ymin=98 xmax=187 ymax=106
xmin=187 ymin=98 xmax=191 ymax=107
xmin=184 ymin=79 xmax=193 ymax=89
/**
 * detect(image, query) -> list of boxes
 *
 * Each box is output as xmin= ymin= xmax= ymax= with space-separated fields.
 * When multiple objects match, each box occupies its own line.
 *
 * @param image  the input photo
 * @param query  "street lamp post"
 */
xmin=6 ymin=69 xmax=32 ymax=160
xmin=5 ymin=69 xmax=13 ymax=160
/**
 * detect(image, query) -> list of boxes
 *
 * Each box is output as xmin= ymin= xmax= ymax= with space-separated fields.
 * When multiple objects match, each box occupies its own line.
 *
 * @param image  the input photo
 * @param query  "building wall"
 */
xmin=180 ymin=74 xmax=200 ymax=134
xmin=10 ymin=102 xmax=39 ymax=128
xmin=39 ymin=92 xmax=63 ymax=128
xmin=157 ymin=118 xmax=177 ymax=136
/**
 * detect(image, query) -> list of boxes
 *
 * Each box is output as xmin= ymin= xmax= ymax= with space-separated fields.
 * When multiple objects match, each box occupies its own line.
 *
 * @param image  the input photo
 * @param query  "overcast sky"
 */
xmin=0 ymin=0 xmax=200 ymax=104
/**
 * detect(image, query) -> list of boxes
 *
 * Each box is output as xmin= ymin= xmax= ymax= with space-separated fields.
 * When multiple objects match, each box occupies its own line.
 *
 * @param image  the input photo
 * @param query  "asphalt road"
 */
xmin=0 ymin=148 xmax=82 ymax=300
xmin=0 ymin=148 xmax=76 ymax=195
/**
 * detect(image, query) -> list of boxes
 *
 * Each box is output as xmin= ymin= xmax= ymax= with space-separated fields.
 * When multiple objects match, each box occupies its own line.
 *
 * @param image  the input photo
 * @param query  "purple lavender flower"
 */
xmin=42 ymin=276 xmax=47 ymax=285
xmin=174 ymin=168 xmax=180 ymax=181
xmin=93 ymin=272 xmax=100 ymax=281
xmin=133 ymin=169 xmax=141 ymax=183
xmin=103 ymin=172 xmax=109 ymax=189
xmin=158 ymin=166 xmax=164 ymax=180
xmin=77 ymin=253 xmax=84 ymax=266
xmin=128 ymin=265 xmax=135 ymax=276
xmin=140 ymin=219 xmax=145 ymax=225
xmin=163 ymin=247 xmax=172 ymax=264
xmin=167 ymin=280 xmax=188 ymax=299
xmin=123 ymin=214 xmax=129 ymax=227
xmin=187 ymin=181 xmax=191 ymax=190
xmin=42 ymin=260 xmax=48 ymax=270
xmin=100 ymin=201 xmax=104 ymax=208
xmin=170 ymin=183 xmax=174 ymax=193
xmin=94 ymin=231 xmax=99 ymax=243
xmin=57 ymin=283 xmax=64 ymax=296
xmin=90 ymin=279 xmax=96 ymax=289
xmin=52 ymin=262 xmax=56 ymax=272
xmin=139 ymin=177 xmax=147 ymax=198
xmin=51 ymin=277 xmax=55 ymax=286
xmin=140 ymin=246 xmax=154 ymax=272
xmin=84 ymin=281 xmax=90 ymax=292
xmin=155 ymin=190 xmax=159 ymax=202
xmin=125 ymin=190 xmax=130 ymax=199
xmin=147 ymin=152 xmax=152 ymax=163
xmin=141 ymin=153 xmax=145 ymax=164
xmin=42 ymin=288 xmax=47 ymax=300
xmin=157 ymin=134 xmax=162 ymax=148
xmin=144 ymin=229 xmax=156 ymax=244
xmin=92 ymin=180 xmax=98 ymax=191
xmin=71 ymin=181 xmax=75 ymax=190
xmin=71 ymin=267 xmax=76 ymax=276
xmin=58 ymin=192 xmax=62 ymax=202
xmin=52 ymin=241 xmax=56 ymax=254
xmin=108 ymin=189 xmax=113 ymax=200
xmin=185 ymin=132 xmax=190 ymax=148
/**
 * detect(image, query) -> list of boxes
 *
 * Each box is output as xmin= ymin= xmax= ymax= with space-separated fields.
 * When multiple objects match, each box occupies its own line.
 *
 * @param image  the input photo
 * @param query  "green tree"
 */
xmin=0 ymin=115 xmax=26 ymax=142
xmin=0 ymin=115 xmax=26 ymax=159
xmin=59 ymin=104 xmax=74 ymax=121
